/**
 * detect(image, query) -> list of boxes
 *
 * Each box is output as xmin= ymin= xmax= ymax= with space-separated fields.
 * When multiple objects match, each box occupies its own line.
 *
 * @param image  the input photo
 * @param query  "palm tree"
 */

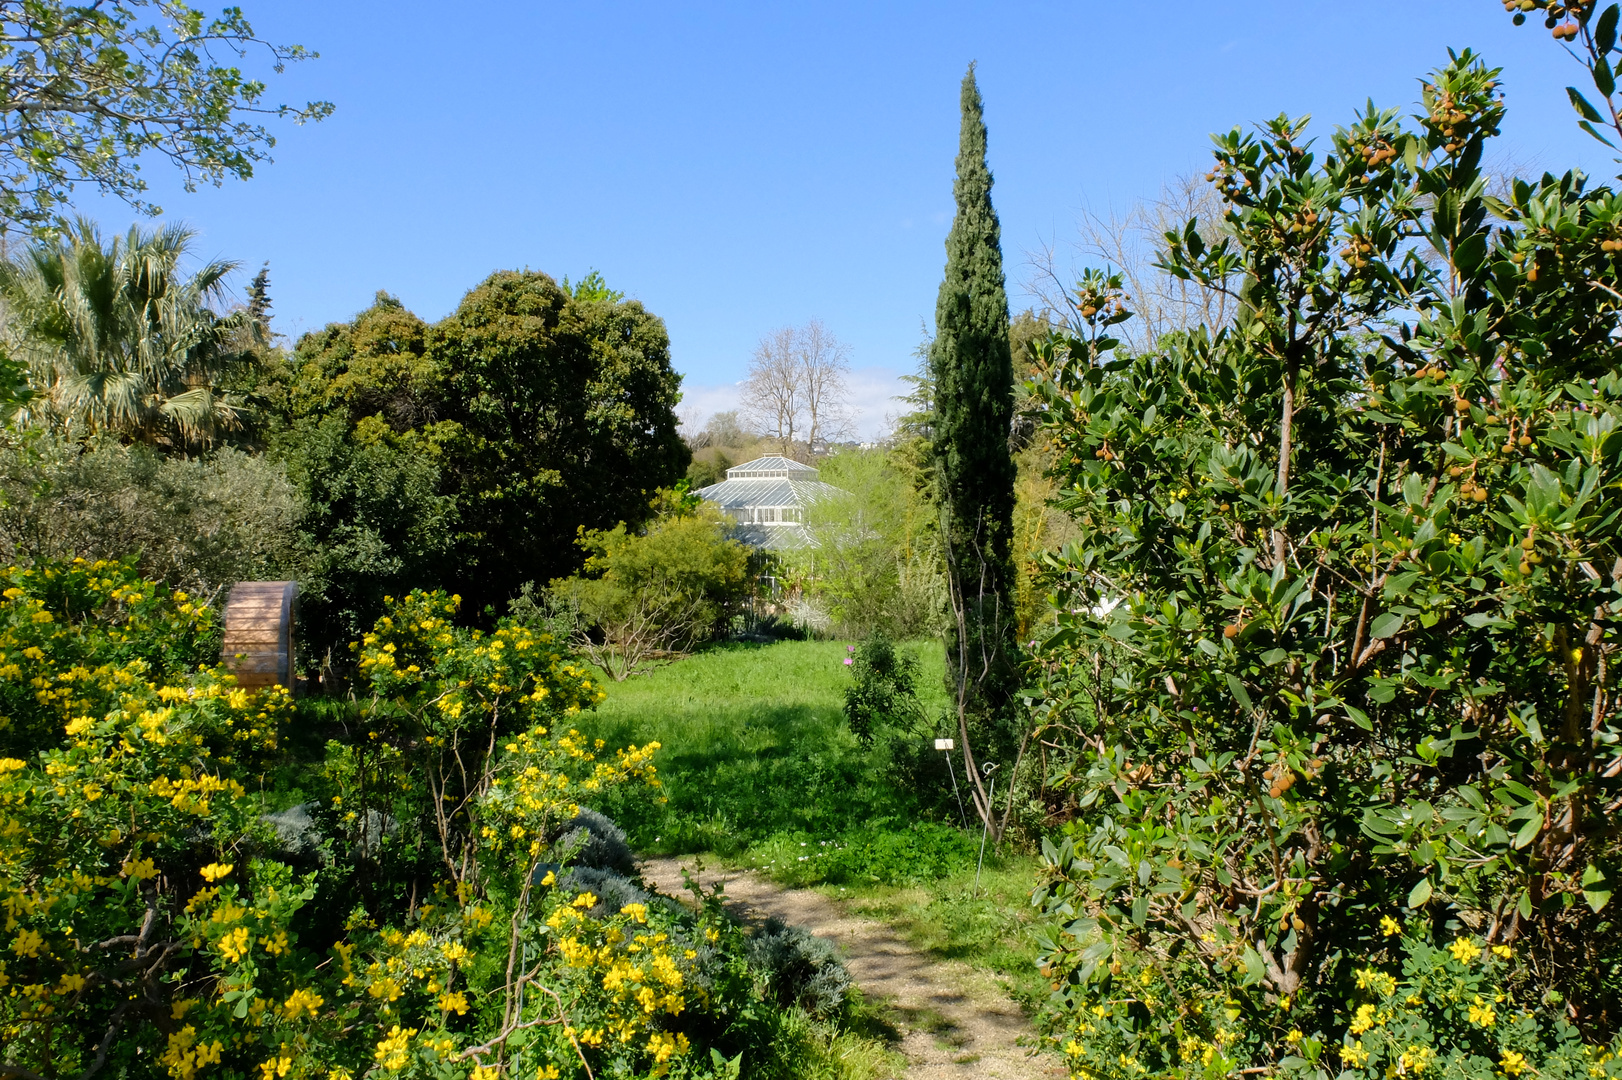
xmin=0 ymin=217 xmax=258 ymax=447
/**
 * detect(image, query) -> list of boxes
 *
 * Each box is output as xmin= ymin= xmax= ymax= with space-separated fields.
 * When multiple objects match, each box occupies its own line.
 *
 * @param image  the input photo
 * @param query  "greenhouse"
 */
xmin=693 ymin=455 xmax=844 ymax=550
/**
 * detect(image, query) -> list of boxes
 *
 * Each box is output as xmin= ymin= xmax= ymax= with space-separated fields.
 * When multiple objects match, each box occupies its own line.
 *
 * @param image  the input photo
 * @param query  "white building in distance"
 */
xmin=694 ymin=455 xmax=843 ymax=551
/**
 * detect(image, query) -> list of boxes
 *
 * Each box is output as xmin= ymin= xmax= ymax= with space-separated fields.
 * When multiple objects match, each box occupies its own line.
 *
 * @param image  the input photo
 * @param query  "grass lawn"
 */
xmin=578 ymin=637 xmax=950 ymax=854
xmin=576 ymin=638 xmax=1047 ymax=1011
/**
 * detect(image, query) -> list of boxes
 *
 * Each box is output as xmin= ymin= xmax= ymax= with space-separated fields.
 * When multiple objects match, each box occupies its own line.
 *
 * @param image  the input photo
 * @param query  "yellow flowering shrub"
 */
xmin=336 ymin=590 xmax=656 ymax=890
xmin=1326 ymin=934 xmax=1622 ymax=1080
xmin=0 ymin=574 xmax=823 ymax=1079
xmin=1037 ymin=919 xmax=1622 ymax=1080
xmin=0 ymin=558 xmax=223 ymax=758
xmin=0 ymin=561 xmax=311 ymax=1076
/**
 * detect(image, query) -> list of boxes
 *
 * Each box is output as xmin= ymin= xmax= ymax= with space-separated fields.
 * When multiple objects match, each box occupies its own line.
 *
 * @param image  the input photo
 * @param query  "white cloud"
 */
xmin=676 ymin=380 xmax=745 ymax=433
xmin=677 ymin=366 xmax=911 ymax=442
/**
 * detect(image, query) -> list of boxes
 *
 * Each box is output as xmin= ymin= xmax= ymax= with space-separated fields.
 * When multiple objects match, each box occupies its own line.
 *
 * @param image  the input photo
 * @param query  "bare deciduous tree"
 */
xmin=1028 ymin=171 xmax=1235 ymax=352
xmin=741 ymin=321 xmax=852 ymax=458
xmin=689 ymin=409 xmax=748 ymax=450
xmin=798 ymin=319 xmax=851 ymax=453
xmin=742 ymin=326 xmax=800 ymax=456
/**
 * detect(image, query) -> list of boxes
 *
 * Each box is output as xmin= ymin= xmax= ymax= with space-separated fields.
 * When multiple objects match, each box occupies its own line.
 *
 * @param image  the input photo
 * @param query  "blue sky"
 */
xmin=92 ymin=1 xmax=1613 ymax=437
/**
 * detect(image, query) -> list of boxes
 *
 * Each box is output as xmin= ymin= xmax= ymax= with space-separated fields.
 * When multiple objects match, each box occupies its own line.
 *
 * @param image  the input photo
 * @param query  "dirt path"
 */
xmin=640 ymin=857 xmax=1063 ymax=1080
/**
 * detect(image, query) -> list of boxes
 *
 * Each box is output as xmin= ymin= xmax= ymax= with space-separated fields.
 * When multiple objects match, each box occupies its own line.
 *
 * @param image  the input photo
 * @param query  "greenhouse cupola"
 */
xmin=693 ymin=455 xmax=843 ymax=550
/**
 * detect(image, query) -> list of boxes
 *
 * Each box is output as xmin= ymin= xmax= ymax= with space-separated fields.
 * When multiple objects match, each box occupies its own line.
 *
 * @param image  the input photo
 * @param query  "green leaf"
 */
xmin=1502 ymin=779 xmax=1538 ymax=802
xmin=1453 ymin=233 xmax=1488 ymax=275
xmin=1513 ymin=812 xmax=1545 ymax=850
xmin=1584 ymin=863 xmax=1612 ymax=912
xmin=1240 ymin=946 xmax=1266 ymax=986
xmin=1518 ymin=889 xmax=1534 ymax=918
xmin=1569 ymin=86 xmax=1606 ymax=123
xmin=1599 ymin=55 xmax=1619 ymax=98
xmin=1370 ymin=612 xmax=1404 ymax=640
xmin=1225 ymin=673 xmax=1254 ymax=714
xmin=1601 ymin=4 xmax=1621 ymax=52
xmin=1579 ymin=119 xmax=1617 ymax=147
xmin=1408 ymin=877 xmax=1433 ymax=908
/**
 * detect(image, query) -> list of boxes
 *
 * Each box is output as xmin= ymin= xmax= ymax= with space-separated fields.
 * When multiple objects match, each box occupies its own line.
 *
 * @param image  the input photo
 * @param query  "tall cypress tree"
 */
xmin=930 ymin=65 xmax=1019 ymax=800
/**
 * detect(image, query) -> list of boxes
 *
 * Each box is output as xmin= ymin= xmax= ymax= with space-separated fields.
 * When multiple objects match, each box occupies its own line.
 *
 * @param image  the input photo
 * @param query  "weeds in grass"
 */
xmin=765 ymin=996 xmax=905 ymax=1080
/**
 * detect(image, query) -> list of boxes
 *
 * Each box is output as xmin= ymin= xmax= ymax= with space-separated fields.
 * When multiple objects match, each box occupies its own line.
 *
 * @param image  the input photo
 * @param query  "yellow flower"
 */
xmin=374 ymin=1025 xmax=417 ymax=1071
xmin=1401 ymin=1045 xmax=1435 ymax=1074
xmin=199 ymin=863 xmax=233 ymax=882
xmin=10 ymin=929 xmax=44 ymax=958
xmin=1448 ymin=937 xmax=1482 ymax=964
xmin=1349 ymin=1003 xmax=1378 ymax=1035
xmin=1380 ymin=915 xmax=1401 ymax=937
xmin=122 ymin=858 xmax=158 ymax=881
xmin=1468 ymin=996 xmax=1496 ymax=1027
xmin=259 ymin=1056 xmax=293 ymax=1079
xmin=438 ymin=990 xmax=469 ymax=1015
xmin=1353 ymin=967 xmax=1396 ymax=996
xmin=1492 ymin=943 xmax=1513 ymax=959
xmin=283 ymin=987 xmax=324 ymax=1018
xmin=161 ymin=1026 xmax=224 ymax=1080
xmin=1502 ymin=1049 xmax=1528 ymax=1076
xmin=217 ymin=926 xmax=252 ymax=963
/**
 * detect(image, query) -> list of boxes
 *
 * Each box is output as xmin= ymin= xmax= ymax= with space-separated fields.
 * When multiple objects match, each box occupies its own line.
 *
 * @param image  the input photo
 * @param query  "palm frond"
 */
xmin=0 ymin=217 xmax=253 ymax=446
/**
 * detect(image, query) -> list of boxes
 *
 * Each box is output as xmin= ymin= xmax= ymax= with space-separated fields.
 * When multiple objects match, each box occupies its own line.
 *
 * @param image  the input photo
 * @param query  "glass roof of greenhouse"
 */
xmin=723 ymin=456 xmax=820 ymax=479
xmin=694 ymin=456 xmax=845 ymax=550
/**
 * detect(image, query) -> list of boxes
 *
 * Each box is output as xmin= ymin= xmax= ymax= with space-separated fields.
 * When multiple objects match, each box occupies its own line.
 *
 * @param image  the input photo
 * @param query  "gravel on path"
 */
xmin=639 ymin=856 xmax=1065 ymax=1080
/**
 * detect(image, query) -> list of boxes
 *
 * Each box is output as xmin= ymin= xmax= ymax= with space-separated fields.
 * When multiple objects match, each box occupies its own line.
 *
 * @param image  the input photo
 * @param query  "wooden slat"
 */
xmin=220 ymin=581 xmax=297 ymax=693
xmin=229 ymin=655 xmax=288 ymax=669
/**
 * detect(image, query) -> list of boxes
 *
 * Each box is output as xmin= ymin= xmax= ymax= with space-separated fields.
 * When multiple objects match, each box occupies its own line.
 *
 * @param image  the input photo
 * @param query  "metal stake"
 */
xmin=975 ymin=774 xmax=996 ymax=892
xmin=973 ymin=778 xmax=986 ymax=888
xmin=935 ymin=737 xmax=969 ymax=830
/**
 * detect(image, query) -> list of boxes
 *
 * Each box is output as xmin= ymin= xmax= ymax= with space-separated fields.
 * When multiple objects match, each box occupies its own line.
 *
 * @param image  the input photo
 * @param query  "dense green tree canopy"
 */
xmin=275 ymin=274 xmax=689 ymax=654
xmin=434 ymin=271 xmax=690 ymax=605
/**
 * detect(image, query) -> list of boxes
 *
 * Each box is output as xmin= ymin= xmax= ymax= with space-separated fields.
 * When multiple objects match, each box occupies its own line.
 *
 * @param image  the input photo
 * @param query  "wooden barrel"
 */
xmin=221 ymin=581 xmax=298 ymax=691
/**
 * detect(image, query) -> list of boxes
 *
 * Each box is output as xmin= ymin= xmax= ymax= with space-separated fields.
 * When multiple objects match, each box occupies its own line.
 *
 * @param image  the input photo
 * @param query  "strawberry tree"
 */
xmin=1029 ymin=49 xmax=1622 ymax=1074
